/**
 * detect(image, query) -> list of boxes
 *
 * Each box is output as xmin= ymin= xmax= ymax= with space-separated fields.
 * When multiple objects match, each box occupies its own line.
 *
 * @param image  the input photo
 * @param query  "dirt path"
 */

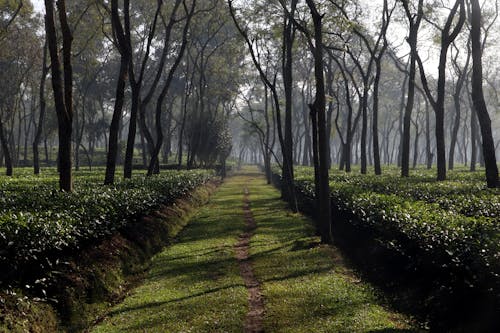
xmin=91 ymin=168 xmax=416 ymax=332
xmin=234 ymin=185 xmax=265 ymax=333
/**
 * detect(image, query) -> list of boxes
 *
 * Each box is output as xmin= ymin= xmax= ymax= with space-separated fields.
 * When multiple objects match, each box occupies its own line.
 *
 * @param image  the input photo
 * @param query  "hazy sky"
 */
xmin=32 ymin=0 xmax=44 ymax=13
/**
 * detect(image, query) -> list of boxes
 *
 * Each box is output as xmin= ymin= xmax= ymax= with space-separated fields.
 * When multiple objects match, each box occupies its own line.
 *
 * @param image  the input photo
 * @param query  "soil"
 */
xmin=234 ymin=185 xmax=265 ymax=333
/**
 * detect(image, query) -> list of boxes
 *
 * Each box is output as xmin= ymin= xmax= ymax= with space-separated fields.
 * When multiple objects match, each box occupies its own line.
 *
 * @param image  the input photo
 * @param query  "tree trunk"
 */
xmin=34 ymin=42 xmax=48 ymax=175
xmin=104 ymin=39 xmax=129 ymax=183
xmin=373 ymin=57 xmax=383 ymax=175
xmin=281 ymin=0 xmax=299 ymax=212
xmin=401 ymin=1 xmax=423 ymax=177
xmin=0 ymin=122 xmax=13 ymax=176
xmin=307 ymin=0 xmax=332 ymax=242
xmin=425 ymin=98 xmax=433 ymax=169
xmin=45 ymin=0 xmax=73 ymax=192
xmin=360 ymin=84 xmax=369 ymax=174
xmin=417 ymin=0 xmax=465 ymax=181
xmin=470 ymin=0 xmax=499 ymax=188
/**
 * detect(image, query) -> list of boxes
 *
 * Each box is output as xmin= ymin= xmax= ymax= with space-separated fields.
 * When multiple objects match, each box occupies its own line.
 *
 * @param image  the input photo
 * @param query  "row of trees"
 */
xmin=1 ymin=0 xmax=499 ymax=239
xmin=229 ymin=0 xmax=500 ymax=241
xmin=0 ymin=0 xmax=241 ymax=190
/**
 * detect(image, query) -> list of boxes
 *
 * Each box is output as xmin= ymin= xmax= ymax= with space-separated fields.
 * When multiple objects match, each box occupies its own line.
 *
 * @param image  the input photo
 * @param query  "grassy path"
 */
xmin=92 ymin=167 xmax=417 ymax=332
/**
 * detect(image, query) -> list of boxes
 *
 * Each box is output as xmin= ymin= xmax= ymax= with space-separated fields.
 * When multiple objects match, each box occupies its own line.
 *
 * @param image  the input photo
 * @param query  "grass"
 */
xmin=91 ymin=175 xmax=250 ymax=332
xmin=247 ymin=169 xmax=417 ymax=332
xmin=91 ymin=167 xmax=418 ymax=332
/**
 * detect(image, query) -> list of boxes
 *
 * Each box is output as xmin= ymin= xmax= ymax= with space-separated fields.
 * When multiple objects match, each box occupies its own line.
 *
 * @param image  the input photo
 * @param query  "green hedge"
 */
xmin=0 ymin=170 xmax=214 ymax=277
xmin=273 ymin=166 xmax=500 ymax=329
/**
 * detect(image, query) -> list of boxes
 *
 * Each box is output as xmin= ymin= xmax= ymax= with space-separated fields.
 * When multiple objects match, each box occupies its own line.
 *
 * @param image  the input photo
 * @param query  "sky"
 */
xmin=32 ymin=0 xmax=44 ymax=14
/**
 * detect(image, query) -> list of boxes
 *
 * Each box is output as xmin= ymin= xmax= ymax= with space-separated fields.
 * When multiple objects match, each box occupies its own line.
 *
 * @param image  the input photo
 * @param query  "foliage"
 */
xmin=273 ymin=165 xmax=500 ymax=323
xmin=0 ymin=169 xmax=214 ymax=274
xmin=92 ymin=170 xmax=415 ymax=332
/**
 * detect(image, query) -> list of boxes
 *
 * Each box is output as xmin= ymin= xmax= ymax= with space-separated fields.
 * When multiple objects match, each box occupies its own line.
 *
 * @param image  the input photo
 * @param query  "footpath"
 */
xmin=92 ymin=167 xmax=416 ymax=332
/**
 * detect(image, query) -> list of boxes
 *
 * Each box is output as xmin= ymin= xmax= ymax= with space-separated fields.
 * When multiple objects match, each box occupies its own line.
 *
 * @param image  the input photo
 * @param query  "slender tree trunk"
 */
xmin=310 ymin=108 xmax=320 ymax=200
xmin=0 ymin=122 xmax=13 ymax=176
xmin=45 ymin=0 xmax=73 ymax=192
xmin=373 ymin=58 xmax=383 ymax=175
xmin=281 ymin=0 xmax=299 ymax=212
xmin=302 ymin=88 xmax=311 ymax=166
xmin=401 ymin=7 xmax=422 ymax=178
xmin=178 ymin=79 xmax=189 ymax=169
xmin=413 ymin=122 xmax=420 ymax=169
xmin=307 ymin=0 xmax=332 ymax=242
xmin=34 ymin=42 xmax=48 ymax=175
xmin=397 ymin=75 xmax=408 ymax=167
xmin=264 ymin=85 xmax=272 ymax=183
xmin=470 ymin=107 xmax=478 ymax=171
xmin=104 ymin=55 xmax=129 ymax=184
xmin=425 ymin=99 xmax=433 ymax=169
xmin=360 ymin=84 xmax=369 ymax=174
xmin=124 ymin=84 xmax=139 ymax=177
xmin=470 ymin=0 xmax=499 ymax=187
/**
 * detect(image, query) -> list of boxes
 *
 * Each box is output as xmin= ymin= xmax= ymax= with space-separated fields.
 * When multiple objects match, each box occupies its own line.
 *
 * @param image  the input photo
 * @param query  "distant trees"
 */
xmin=228 ymin=0 xmax=299 ymax=211
xmin=0 ymin=0 xmax=498 ymax=192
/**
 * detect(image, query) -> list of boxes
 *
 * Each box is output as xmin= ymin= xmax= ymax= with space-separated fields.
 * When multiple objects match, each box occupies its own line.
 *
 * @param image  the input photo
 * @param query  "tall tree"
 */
xmin=305 ymin=0 xmax=332 ymax=242
xmin=104 ymin=0 xmax=131 ymax=185
xmin=44 ymin=0 xmax=74 ymax=191
xmin=399 ymin=0 xmax=423 ymax=178
xmin=123 ymin=0 xmax=163 ymax=178
xmin=228 ymin=0 xmax=298 ymax=211
xmin=33 ymin=41 xmax=49 ymax=175
xmin=449 ymin=41 xmax=471 ymax=170
xmin=417 ymin=0 xmax=466 ymax=181
xmin=469 ymin=0 xmax=499 ymax=188
xmin=147 ymin=0 xmax=196 ymax=176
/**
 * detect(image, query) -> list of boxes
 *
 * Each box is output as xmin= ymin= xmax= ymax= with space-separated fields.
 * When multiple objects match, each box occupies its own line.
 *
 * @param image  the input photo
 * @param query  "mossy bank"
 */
xmin=0 ymin=180 xmax=218 ymax=333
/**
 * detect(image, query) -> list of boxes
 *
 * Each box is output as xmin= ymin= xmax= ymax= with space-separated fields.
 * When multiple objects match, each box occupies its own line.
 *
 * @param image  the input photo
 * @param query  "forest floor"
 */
xmin=91 ymin=167 xmax=419 ymax=332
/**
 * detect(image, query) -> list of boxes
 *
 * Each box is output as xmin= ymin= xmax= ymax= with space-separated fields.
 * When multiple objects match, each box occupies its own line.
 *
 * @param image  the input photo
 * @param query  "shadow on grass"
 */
xmin=106 ymin=282 xmax=243 ymax=317
xmin=368 ymin=329 xmax=422 ymax=333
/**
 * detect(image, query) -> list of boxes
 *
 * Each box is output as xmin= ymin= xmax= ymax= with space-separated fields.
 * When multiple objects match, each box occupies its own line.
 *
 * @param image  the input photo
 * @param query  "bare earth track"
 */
xmin=235 ymin=185 xmax=265 ymax=333
xmin=91 ymin=169 xmax=416 ymax=332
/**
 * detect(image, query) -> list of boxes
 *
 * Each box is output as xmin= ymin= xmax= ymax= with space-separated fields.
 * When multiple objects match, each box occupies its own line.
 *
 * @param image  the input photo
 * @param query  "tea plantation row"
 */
xmin=272 ymin=166 xmax=499 ymax=329
xmin=0 ymin=169 xmax=214 ymax=283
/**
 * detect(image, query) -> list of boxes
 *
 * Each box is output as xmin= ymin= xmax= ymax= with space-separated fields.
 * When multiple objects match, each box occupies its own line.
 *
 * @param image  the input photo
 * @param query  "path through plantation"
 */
xmin=91 ymin=167 xmax=416 ymax=332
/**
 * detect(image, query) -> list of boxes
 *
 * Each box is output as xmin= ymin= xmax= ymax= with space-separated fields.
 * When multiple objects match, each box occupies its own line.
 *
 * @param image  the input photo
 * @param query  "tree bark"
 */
xmin=470 ymin=0 xmax=499 ymax=188
xmin=34 ymin=41 xmax=49 ymax=175
xmin=417 ymin=0 xmax=465 ymax=181
xmin=0 ymin=121 xmax=13 ymax=176
xmin=45 ymin=0 xmax=73 ymax=192
xmin=281 ymin=0 xmax=299 ymax=212
xmin=104 ymin=0 xmax=131 ymax=184
xmin=148 ymin=0 xmax=195 ymax=176
xmin=401 ymin=0 xmax=423 ymax=178
xmin=306 ymin=0 xmax=332 ymax=242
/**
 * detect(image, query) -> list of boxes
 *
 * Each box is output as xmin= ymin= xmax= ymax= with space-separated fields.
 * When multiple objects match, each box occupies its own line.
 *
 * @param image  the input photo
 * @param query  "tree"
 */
xmin=45 ymin=0 xmax=74 ymax=191
xmin=417 ymin=0 xmax=466 ymax=181
xmin=449 ymin=40 xmax=471 ymax=170
xmin=123 ymin=0 xmax=163 ymax=179
xmin=147 ymin=0 xmax=196 ymax=176
xmin=399 ymin=0 xmax=424 ymax=178
xmin=469 ymin=0 xmax=499 ymax=188
xmin=304 ymin=0 xmax=332 ymax=242
xmin=228 ymin=0 xmax=298 ymax=212
xmin=33 ymin=41 xmax=48 ymax=175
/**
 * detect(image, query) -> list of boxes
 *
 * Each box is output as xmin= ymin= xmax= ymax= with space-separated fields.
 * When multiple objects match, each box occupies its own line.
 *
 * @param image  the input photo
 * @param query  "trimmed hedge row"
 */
xmin=0 ymin=170 xmax=214 ymax=283
xmin=273 ymin=167 xmax=499 ymax=330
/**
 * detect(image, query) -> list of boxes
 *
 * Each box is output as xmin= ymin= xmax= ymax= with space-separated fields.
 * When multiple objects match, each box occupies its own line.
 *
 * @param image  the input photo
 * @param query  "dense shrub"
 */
xmin=273 ymin=166 xmax=500 ymax=329
xmin=0 ymin=170 xmax=214 ymax=276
